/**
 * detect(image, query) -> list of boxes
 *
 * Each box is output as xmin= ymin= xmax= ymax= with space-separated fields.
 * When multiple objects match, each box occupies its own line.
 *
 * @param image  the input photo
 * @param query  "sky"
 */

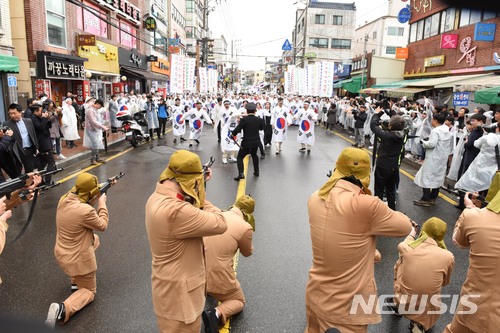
xmin=208 ymin=0 xmax=390 ymax=71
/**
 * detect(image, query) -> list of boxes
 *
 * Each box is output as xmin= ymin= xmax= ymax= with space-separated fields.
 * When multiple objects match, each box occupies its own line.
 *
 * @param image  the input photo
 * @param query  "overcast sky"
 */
xmin=208 ymin=0 xmax=390 ymax=70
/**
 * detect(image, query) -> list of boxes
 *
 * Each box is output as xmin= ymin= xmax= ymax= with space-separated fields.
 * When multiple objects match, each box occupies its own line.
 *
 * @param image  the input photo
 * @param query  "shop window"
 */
xmin=315 ymin=15 xmax=325 ymax=24
xmin=387 ymin=27 xmax=404 ymax=36
xmin=331 ymin=38 xmax=351 ymax=49
xmin=386 ymin=46 xmax=396 ymax=55
xmin=332 ymin=15 xmax=343 ymax=25
xmin=46 ymin=0 xmax=66 ymax=47
xmin=310 ymin=38 xmax=328 ymax=48
xmin=440 ymin=7 xmax=455 ymax=33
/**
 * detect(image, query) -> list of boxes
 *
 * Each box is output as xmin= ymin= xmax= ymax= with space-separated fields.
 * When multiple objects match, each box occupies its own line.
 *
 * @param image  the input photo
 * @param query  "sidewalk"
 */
xmin=55 ymin=129 xmax=126 ymax=169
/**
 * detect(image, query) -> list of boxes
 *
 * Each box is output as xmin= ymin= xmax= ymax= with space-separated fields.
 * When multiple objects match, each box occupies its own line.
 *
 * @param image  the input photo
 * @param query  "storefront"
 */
xmin=35 ymin=52 xmax=87 ymax=106
xmin=118 ymin=47 xmax=148 ymax=93
xmin=77 ymin=40 xmax=120 ymax=103
xmin=0 ymin=53 xmax=19 ymax=122
xmin=151 ymin=58 xmax=170 ymax=97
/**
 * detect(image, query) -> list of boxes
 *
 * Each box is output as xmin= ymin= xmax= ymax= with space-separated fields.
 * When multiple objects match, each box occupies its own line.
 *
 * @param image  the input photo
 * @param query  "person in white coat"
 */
xmin=61 ymin=98 xmax=80 ymax=148
xmin=212 ymin=97 xmax=224 ymax=143
xmin=271 ymin=97 xmax=293 ymax=154
xmin=413 ymin=113 xmax=452 ymax=207
xmin=294 ymin=101 xmax=318 ymax=154
xmin=455 ymin=126 xmax=500 ymax=195
xmin=220 ymin=101 xmax=241 ymax=164
xmin=180 ymin=101 xmax=213 ymax=147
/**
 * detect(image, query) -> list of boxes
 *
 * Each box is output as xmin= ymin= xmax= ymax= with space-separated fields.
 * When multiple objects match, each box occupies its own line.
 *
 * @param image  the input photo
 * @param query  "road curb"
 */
xmin=55 ymin=138 xmax=128 ymax=169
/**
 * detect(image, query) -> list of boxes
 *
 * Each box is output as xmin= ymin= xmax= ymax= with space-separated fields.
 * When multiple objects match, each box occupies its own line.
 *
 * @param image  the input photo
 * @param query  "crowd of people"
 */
xmin=1 ymin=89 xmax=500 ymax=333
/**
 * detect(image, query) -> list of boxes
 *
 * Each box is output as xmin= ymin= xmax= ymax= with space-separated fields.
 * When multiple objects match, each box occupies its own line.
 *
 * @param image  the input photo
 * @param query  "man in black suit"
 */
xmin=231 ymin=102 xmax=264 ymax=181
xmin=30 ymin=104 xmax=56 ymax=184
xmin=3 ymin=103 xmax=39 ymax=176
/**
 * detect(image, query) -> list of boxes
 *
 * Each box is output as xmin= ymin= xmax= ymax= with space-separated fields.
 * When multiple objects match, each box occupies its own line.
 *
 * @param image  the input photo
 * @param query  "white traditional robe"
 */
xmin=221 ymin=107 xmax=241 ymax=152
xmin=172 ymin=105 xmax=186 ymax=137
xmin=181 ymin=107 xmax=212 ymax=140
xmin=271 ymin=106 xmax=293 ymax=143
xmin=295 ymin=108 xmax=318 ymax=146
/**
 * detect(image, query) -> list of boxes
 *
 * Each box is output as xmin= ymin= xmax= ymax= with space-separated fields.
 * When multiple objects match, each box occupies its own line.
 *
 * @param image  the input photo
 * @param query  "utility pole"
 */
xmin=361 ymin=33 xmax=368 ymax=90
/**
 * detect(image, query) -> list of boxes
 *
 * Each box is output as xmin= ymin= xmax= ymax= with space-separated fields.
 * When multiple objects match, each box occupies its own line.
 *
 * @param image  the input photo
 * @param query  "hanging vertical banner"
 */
xmin=169 ymin=54 xmax=184 ymax=94
xmin=208 ymin=69 xmax=218 ymax=93
xmin=198 ymin=67 xmax=208 ymax=93
xmin=185 ymin=58 xmax=196 ymax=92
xmin=307 ymin=64 xmax=316 ymax=96
xmin=296 ymin=67 xmax=305 ymax=96
xmin=322 ymin=62 xmax=334 ymax=97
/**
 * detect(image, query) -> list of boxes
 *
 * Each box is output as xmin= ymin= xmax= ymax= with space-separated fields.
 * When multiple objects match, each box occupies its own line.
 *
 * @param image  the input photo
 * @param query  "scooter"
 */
xmin=116 ymin=109 xmax=151 ymax=148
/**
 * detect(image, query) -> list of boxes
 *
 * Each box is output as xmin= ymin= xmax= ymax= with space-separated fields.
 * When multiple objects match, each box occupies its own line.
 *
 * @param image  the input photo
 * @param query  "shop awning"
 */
xmin=121 ymin=66 xmax=168 ymax=82
xmin=371 ymin=78 xmax=429 ymax=89
xmin=0 ymin=54 xmax=20 ymax=73
xmin=359 ymin=87 xmax=381 ymax=94
xmin=444 ymin=73 xmax=500 ymax=91
xmin=474 ymin=86 xmax=500 ymax=104
xmin=384 ymin=87 xmax=431 ymax=98
xmin=85 ymin=69 xmax=120 ymax=77
xmin=342 ymin=76 xmax=362 ymax=93
xmin=406 ymin=74 xmax=487 ymax=88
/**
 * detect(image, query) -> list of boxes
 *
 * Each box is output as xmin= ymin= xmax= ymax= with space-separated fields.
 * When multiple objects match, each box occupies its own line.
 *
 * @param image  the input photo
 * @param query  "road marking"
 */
xmin=327 ymin=128 xmax=458 ymax=205
xmin=220 ymin=155 xmax=249 ymax=333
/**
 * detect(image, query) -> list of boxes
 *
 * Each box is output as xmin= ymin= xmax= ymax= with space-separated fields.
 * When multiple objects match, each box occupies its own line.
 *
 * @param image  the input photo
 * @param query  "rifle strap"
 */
xmin=12 ymin=188 xmax=39 ymax=243
xmin=495 ymin=145 xmax=500 ymax=171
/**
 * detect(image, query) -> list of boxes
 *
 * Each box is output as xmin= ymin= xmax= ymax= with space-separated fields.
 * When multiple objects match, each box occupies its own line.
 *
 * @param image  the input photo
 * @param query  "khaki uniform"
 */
xmin=204 ymin=208 xmax=253 ymax=324
xmin=394 ymin=236 xmax=454 ymax=330
xmin=145 ymin=181 xmax=227 ymax=332
xmin=305 ymin=180 xmax=412 ymax=333
xmin=444 ymin=207 xmax=500 ymax=333
xmin=54 ymin=193 xmax=108 ymax=322
xmin=0 ymin=217 xmax=8 ymax=285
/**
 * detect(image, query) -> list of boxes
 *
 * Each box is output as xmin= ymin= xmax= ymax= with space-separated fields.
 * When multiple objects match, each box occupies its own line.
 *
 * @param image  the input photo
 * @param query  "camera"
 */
xmin=0 ymin=125 xmax=11 ymax=132
xmin=482 ymin=123 xmax=498 ymax=133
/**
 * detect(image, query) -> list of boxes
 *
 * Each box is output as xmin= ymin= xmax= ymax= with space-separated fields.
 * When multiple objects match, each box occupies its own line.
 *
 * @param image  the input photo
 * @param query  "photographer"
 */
xmin=370 ymin=107 xmax=407 ymax=210
xmin=349 ymin=103 xmax=368 ymax=148
xmin=0 ymin=127 xmax=17 ymax=183
xmin=30 ymin=104 xmax=56 ymax=184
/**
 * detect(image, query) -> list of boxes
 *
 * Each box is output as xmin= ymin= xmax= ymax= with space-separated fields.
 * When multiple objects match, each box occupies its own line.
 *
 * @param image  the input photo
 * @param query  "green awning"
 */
xmin=342 ymin=76 xmax=362 ymax=93
xmin=0 ymin=54 xmax=20 ymax=73
xmin=371 ymin=78 xmax=429 ymax=89
xmin=474 ymin=86 xmax=500 ymax=104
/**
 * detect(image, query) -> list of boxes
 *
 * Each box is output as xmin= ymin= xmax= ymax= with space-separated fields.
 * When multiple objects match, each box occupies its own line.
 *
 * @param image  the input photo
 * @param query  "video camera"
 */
xmin=0 ymin=125 xmax=11 ymax=132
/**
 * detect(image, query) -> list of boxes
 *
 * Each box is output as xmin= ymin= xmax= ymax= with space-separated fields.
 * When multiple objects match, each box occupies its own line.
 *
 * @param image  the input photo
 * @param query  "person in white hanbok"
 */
xmin=60 ymin=98 xmax=80 ymax=148
xmin=455 ymin=128 xmax=500 ymax=194
xmin=294 ymin=101 xmax=318 ymax=154
xmin=180 ymin=101 xmax=213 ymax=147
xmin=220 ymin=101 xmax=241 ymax=164
xmin=83 ymin=99 xmax=108 ymax=165
xmin=171 ymin=98 xmax=187 ymax=144
xmin=271 ymin=97 xmax=293 ymax=154
xmin=413 ymin=113 xmax=452 ymax=207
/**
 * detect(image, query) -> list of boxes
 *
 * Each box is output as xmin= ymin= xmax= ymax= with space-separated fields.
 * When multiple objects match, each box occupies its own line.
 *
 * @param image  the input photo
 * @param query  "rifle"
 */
xmin=5 ymin=181 xmax=60 ymax=211
xmin=0 ymin=168 xmax=63 ymax=199
xmin=88 ymin=172 xmax=125 ymax=205
xmin=203 ymin=157 xmax=215 ymax=185
xmin=441 ymin=186 xmax=488 ymax=208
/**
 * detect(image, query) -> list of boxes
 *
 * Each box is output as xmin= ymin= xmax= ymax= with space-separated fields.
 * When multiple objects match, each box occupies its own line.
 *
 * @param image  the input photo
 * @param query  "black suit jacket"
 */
xmin=31 ymin=114 xmax=52 ymax=152
xmin=231 ymin=114 xmax=264 ymax=148
xmin=3 ymin=117 xmax=39 ymax=162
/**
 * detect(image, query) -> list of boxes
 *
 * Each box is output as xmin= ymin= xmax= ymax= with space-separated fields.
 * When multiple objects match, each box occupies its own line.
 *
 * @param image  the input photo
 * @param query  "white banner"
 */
xmin=198 ymin=67 xmax=208 ymax=93
xmin=320 ymin=62 xmax=334 ymax=97
xmin=169 ymin=54 xmax=185 ymax=94
xmin=185 ymin=58 xmax=197 ymax=92
xmin=284 ymin=62 xmax=336 ymax=97
xmin=297 ymin=68 xmax=306 ymax=96
xmin=208 ymin=69 xmax=218 ymax=93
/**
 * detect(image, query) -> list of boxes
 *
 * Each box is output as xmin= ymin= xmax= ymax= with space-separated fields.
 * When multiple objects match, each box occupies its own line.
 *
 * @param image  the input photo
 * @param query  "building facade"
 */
xmin=292 ymin=1 xmax=356 ymax=68
xmin=1 ymin=0 xmax=19 ymax=121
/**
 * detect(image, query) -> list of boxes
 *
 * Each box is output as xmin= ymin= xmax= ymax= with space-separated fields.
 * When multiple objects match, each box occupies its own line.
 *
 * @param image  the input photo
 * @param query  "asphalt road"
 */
xmin=0 ymin=124 xmax=467 ymax=333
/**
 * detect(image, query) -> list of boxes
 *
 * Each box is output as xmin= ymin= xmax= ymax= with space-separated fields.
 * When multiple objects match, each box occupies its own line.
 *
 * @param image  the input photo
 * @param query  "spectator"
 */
xmin=3 ymin=103 xmax=39 ymax=176
xmin=23 ymin=98 xmax=35 ymax=118
xmin=107 ymin=94 xmax=120 ymax=133
xmin=0 ymin=127 xmax=16 ymax=183
xmin=350 ymin=104 xmax=368 ymax=148
xmin=50 ymin=107 xmax=65 ymax=159
xmin=84 ymin=99 xmax=108 ymax=165
xmin=30 ymin=105 xmax=56 ymax=184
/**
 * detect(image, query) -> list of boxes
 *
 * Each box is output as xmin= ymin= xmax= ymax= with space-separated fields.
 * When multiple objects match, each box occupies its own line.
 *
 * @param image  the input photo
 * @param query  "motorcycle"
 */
xmin=116 ymin=109 xmax=151 ymax=148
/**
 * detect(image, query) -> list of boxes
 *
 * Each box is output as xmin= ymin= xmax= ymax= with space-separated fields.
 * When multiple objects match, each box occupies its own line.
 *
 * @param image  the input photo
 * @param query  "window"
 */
xmin=117 ymin=21 xmax=137 ymax=49
xmin=440 ymin=7 xmax=455 ymax=33
xmin=331 ymin=38 xmax=351 ymax=49
xmin=409 ymin=22 xmax=417 ymax=43
xmin=315 ymin=15 xmax=325 ymax=24
xmin=186 ymin=0 xmax=194 ymax=13
xmin=430 ymin=12 xmax=440 ymax=37
xmin=46 ymin=0 xmax=66 ymax=47
xmin=77 ymin=1 xmax=108 ymax=38
xmin=460 ymin=8 xmax=481 ymax=27
xmin=373 ymin=31 xmax=377 ymax=40
xmin=387 ymin=27 xmax=404 ymax=36
xmin=483 ymin=11 xmax=496 ymax=20
xmin=416 ymin=20 xmax=424 ymax=41
xmin=332 ymin=15 xmax=342 ymax=25
xmin=423 ymin=17 xmax=431 ymax=38
xmin=310 ymin=37 xmax=328 ymax=48
xmin=386 ymin=46 xmax=396 ymax=55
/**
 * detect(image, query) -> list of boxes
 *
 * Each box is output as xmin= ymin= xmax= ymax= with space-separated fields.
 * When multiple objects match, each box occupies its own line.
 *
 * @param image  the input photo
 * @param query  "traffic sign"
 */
xmin=398 ymin=6 xmax=411 ymax=23
xmin=282 ymin=39 xmax=292 ymax=51
xmin=7 ymin=75 xmax=17 ymax=87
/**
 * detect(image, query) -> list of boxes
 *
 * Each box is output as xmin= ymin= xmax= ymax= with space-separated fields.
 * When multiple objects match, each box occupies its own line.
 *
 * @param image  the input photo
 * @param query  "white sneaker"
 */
xmin=229 ymin=157 xmax=237 ymax=162
xmin=222 ymin=158 xmax=228 ymax=164
xmin=58 ymin=154 xmax=67 ymax=159
xmin=45 ymin=302 xmax=64 ymax=328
